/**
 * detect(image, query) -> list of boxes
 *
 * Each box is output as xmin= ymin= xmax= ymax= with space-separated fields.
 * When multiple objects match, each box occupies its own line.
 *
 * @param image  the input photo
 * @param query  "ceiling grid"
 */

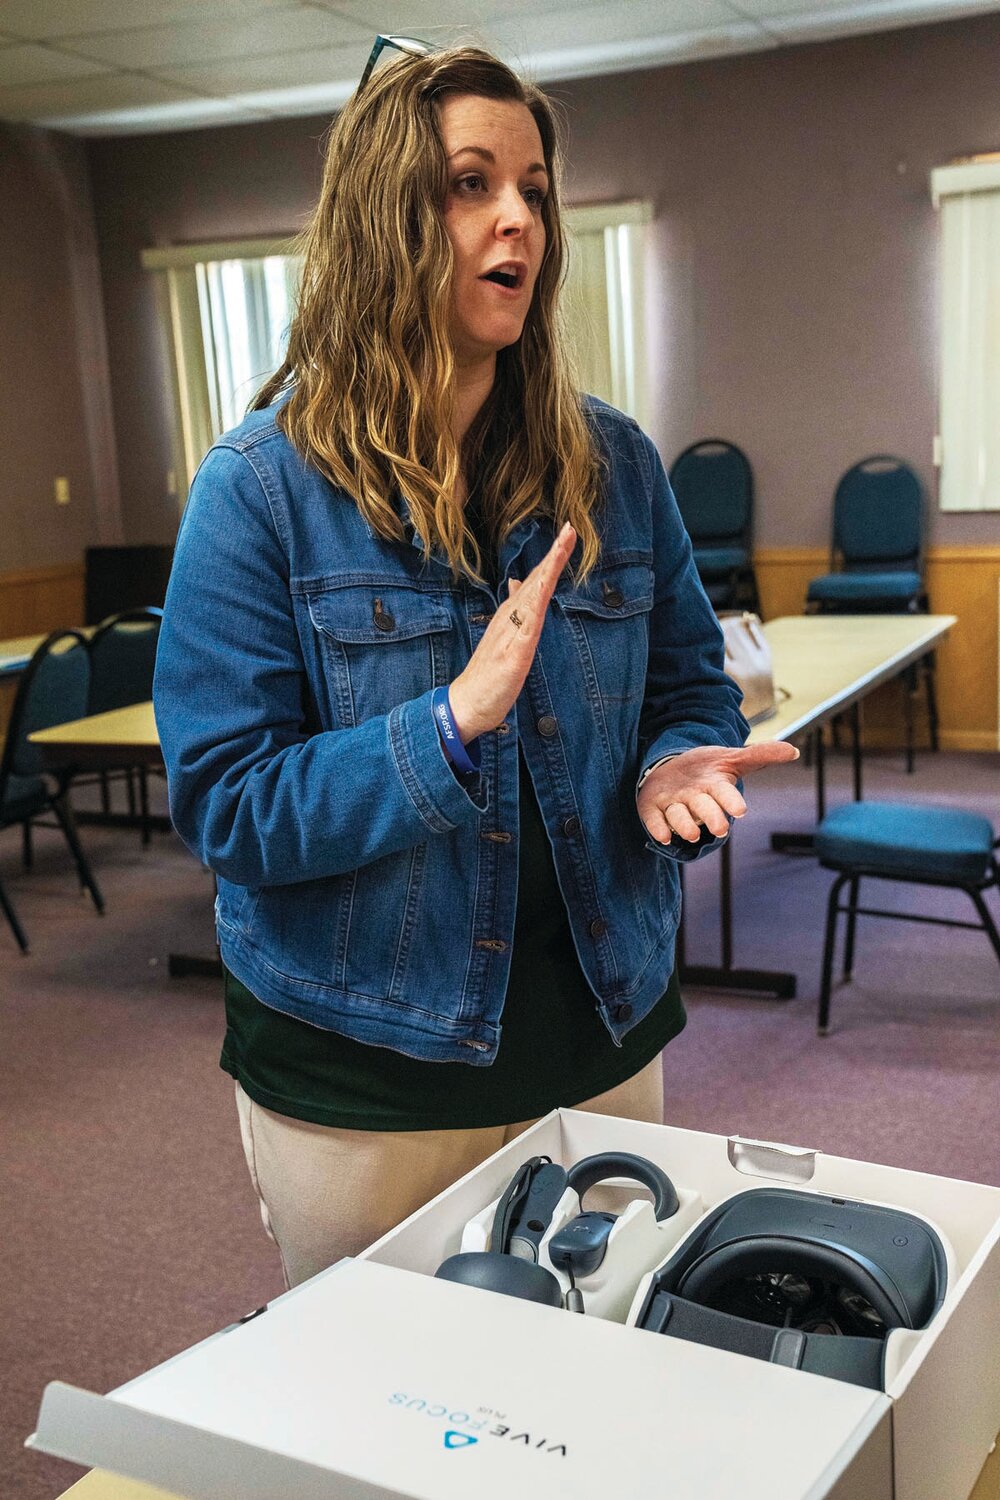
xmin=0 ymin=0 xmax=997 ymax=134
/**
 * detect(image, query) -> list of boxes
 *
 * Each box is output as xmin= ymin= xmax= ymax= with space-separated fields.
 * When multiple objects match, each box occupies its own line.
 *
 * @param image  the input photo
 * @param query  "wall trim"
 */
xmin=1 ymin=562 xmax=83 ymax=588
xmin=753 ymin=545 xmax=1000 ymax=566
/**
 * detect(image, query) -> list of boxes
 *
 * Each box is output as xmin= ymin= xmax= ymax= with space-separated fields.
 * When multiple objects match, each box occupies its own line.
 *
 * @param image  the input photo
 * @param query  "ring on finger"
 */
xmin=510 ymin=609 xmax=523 ymax=629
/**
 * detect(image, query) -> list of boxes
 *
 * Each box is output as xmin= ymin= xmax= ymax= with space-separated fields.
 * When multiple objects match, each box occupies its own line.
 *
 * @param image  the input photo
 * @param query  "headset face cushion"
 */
xmin=435 ymin=1252 xmax=563 ymax=1307
xmin=677 ymin=1236 xmax=908 ymax=1330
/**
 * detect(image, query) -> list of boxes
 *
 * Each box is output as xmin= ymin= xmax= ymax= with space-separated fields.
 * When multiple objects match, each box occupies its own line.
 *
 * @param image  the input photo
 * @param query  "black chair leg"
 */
xmin=99 ymin=769 xmax=111 ymax=816
xmin=126 ymin=769 xmax=137 ymax=817
xmin=139 ymin=765 xmax=151 ymax=847
xmin=967 ymin=888 xmax=1000 ymax=967
xmin=0 ymin=877 xmax=29 ymax=953
xmin=843 ymin=876 xmax=860 ymax=980
xmin=818 ymin=873 xmax=848 ymax=1036
xmin=51 ymin=795 xmax=104 ymax=915
xmin=22 ymin=818 xmax=33 ymax=871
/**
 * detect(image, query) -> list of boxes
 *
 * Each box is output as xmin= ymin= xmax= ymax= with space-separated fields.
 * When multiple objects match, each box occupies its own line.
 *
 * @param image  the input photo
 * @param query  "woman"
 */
xmin=154 ymin=43 xmax=795 ymax=1289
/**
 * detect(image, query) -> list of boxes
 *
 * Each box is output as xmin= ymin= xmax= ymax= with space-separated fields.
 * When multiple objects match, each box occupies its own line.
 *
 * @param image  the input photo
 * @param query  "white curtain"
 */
xmin=932 ymin=161 xmax=1000 ymax=513
xmin=562 ymin=202 xmax=651 ymax=428
xmin=142 ymin=238 xmax=300 ymax=502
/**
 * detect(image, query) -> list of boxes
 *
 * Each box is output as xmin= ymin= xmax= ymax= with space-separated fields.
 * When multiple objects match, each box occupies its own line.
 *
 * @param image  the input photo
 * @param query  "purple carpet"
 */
xmin=2 ymin=749 xmax=997 ymax=1499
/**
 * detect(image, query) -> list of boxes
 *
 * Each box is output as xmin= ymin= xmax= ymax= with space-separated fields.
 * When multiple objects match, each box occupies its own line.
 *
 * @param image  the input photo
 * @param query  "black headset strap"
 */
xmin=567 ymin=1152 xmax=679 ymax=1221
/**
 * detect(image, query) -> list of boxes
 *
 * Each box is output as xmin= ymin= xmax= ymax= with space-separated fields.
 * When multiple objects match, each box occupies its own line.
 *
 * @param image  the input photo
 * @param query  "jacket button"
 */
xmin=496 ymin=722 xmax=511 ymax=735
xmin=589 ymin=917 xmax=607 ymax=939
xmin=562 ymin=815 xmax=581 ymax=837
xmin=615 ymin=1002 xmax=633 ymax=1022
xmin=602 ymin=584 xmax=625 ymax=609
xmin=373 ymin=603 xmax=395 ymax=632
xmin=537 ymin=714 xmax=559 ymax=738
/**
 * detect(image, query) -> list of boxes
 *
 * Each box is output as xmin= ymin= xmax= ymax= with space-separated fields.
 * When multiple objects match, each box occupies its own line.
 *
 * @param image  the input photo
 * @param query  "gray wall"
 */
xmin=555 ymin=13 xmax=1000 ymax=545
xmin=0 ymin=124 xmax=120 ymax=572
xmin=8 ymin=10 xmax=999 ymax=570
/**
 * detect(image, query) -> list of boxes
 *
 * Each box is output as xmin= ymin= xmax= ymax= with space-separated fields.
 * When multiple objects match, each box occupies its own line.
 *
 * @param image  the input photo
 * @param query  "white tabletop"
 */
xmin=747 ymin=614 xmax=956 ymax=745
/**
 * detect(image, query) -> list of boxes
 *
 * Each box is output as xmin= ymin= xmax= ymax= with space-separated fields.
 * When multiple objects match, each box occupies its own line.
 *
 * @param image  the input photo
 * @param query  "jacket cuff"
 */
xmin=388 ymin=690 xmax=489 ymax=833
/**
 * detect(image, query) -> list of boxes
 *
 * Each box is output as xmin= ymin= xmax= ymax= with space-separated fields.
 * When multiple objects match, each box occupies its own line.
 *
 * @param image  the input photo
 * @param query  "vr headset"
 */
xmin=633 ymin=1187 xmax=949 ymax=1391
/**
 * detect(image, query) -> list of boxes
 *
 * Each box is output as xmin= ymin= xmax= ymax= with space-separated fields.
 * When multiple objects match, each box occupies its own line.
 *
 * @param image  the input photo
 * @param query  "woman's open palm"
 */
xmin=637 ymin=741 xmax=800 ymax=844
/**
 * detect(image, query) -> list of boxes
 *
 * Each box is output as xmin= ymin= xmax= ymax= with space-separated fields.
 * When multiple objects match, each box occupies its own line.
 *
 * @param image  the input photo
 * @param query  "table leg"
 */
xmin=851 ymin=702 xmax=863 ymax=801
xmin=168 ymin=871 xmax=223 ymax=982
xmin=770 ymin=726 xmax=824 ymax=855
xmin=168 ymin=954 xmax=223 ymax=980
xmin=678 ymin=829 xmax=797 ymax=999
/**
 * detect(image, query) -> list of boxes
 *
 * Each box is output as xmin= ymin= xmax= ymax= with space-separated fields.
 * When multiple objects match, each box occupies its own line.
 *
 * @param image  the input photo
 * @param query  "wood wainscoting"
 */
xmin=0 ymin=561 xmax=85 ymax=732
xmin=0 ymin=561 xmax=84 ymax=639
xmin=754 ymin=546 xmax=1000 ymax=753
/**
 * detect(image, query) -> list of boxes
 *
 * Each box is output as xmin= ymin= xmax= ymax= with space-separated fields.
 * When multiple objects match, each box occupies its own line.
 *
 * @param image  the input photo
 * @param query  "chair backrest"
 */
xmin=0 ymin=630 xmax=90 ymax=788
xmin=832 ymin=456 xmax=924 ymax=571
xmin=87 ymin=608 xmax=163 ymax=715
xmin=668 ymin=440 xmax=754 ymax=544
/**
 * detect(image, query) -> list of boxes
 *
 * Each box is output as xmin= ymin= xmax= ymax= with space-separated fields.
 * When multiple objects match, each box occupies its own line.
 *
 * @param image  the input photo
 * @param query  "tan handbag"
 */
xmin=718 ymin=611 xmax=782 ymax=726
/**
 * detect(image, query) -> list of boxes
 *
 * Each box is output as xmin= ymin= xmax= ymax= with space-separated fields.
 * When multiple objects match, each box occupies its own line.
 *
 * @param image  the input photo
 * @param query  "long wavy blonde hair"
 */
xmin=253 ymin=47 xmax=605 ymax=581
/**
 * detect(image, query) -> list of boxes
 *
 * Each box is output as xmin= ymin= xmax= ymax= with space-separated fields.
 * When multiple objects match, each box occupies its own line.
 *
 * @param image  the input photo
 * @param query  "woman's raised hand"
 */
xmin=636 ymin=741 xmax=800 ymax=845
xmin=448 ymin=522 xmax=577 ymax=743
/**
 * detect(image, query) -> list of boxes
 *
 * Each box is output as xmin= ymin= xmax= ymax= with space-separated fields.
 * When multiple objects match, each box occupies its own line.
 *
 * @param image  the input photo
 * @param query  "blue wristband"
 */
xmin=432 ymin=686 xmax=481 ymax=775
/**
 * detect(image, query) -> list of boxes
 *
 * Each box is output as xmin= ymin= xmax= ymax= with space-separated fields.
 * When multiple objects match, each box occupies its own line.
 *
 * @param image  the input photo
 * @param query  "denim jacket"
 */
xmin=154 ymin=397 xmax=747 ymax=1064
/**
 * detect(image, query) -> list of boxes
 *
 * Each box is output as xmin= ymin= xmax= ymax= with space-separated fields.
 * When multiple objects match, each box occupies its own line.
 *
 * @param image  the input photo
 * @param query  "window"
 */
xmin=561 ymin=200 xmax=652 ymax=429
xmin=145 ymin=204 xmax=652 ymax=504
xmin=142 ymin=238 xmax=301 ymax=501
xmin=931 ymin=158 xmax=1000 ymax=512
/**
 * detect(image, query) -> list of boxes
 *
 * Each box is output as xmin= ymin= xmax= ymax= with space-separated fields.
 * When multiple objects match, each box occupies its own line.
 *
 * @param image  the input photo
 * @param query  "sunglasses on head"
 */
xmin=357 ymin=34 xmax=437 ymax=92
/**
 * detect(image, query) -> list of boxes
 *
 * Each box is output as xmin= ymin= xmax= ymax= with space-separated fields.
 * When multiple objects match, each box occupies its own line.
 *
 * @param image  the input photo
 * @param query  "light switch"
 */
xmin=54 ymin=476 xmax=71 ymax=505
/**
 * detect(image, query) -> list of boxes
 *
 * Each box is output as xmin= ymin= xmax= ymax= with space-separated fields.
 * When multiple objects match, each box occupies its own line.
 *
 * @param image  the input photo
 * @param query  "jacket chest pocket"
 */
xmin=555 ymin=562 xmax=654 ymax=707
xmin=307 ymin=584 xmax=454 ymax=727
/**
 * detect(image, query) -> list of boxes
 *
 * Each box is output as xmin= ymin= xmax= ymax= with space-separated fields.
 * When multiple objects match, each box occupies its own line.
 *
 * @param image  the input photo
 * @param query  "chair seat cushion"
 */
xmin=807 ymin=571 xmax=922 ymax=604
xmin=816 ymin=801 xmax=996 ymax=884
xmin=693 ymin=546 xmax=748 ymax=576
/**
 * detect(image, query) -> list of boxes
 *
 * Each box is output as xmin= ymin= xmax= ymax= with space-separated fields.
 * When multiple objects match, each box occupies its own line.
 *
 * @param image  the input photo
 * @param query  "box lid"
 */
xmin=33 ymin=1257 xmax=889 ymax=1500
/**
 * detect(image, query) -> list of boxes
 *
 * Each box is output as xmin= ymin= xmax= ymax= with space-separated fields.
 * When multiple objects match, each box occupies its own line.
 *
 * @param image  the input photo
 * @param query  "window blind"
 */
xmin=931 ymin=159 xmax=1000 ymax=513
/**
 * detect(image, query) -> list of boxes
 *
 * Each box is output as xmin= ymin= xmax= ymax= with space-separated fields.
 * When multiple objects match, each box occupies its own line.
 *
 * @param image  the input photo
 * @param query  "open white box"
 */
xmin=30 ymin=1110 xmax=1000 ymax=1500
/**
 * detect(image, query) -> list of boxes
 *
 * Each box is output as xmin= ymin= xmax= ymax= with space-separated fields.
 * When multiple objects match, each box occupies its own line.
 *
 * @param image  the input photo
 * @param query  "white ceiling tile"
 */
xmin=314 ymin=0 xmax=603 ymax=27
xmin=0 ymin=0 xmax=292 ymax=42
xmin=148 ymin=40 xmax=371 ymax=95
xmin=485 ymin=2 xmax=756 ymax=57
xmin=58 ymin=7 xmax=368 ymax=69
xmin=0 ymin=70 xmax=199 ymax=121
xmin=0 ymin=41 xmax=111 ymax=85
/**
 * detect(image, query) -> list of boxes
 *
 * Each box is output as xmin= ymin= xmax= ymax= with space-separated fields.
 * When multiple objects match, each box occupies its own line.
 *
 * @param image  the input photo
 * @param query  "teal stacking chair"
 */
xmin=807 ymin=455 xmax=938 ymax=768
xmin=815 ymin=801 xmax=1000 ymax=1035
xmin=807 ymin=456 xmax=927 ymax=614
xmin=669 ymin=440 xmax=760 ymax=613
xmin=0 ymin=630 xmax=104 ymax=953
xmin=84 ymin=608 xmax=162 ymax=845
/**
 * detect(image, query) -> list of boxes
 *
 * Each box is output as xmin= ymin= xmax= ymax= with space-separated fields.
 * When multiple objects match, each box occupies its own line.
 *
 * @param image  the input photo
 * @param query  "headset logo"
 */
xmin=388 ymin=1394 xmax=568 ymax=1459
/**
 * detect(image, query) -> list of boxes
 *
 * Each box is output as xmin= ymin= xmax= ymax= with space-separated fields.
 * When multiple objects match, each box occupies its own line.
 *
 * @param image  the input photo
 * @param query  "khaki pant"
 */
xmin=235 ymin=1057 xmax=664 ymax=1288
